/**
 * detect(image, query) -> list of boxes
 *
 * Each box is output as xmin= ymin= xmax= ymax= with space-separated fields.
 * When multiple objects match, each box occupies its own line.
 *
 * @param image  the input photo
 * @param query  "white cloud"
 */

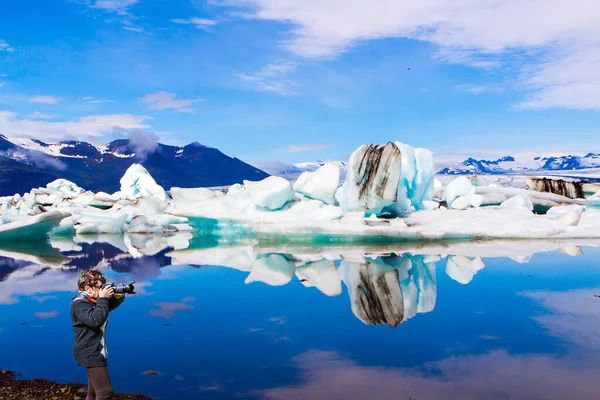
xmin=0 ymin=110 xmax=152 ymax=141
xmin=26 ymin=111 xmax=59 ymax=120
xmin=85 ymin=0 xmax=140 ymax=15
xmin=223 ymin=0 xmax=600 ymax=109
xmin=138 ymin=92 xmax=203 ymax=112
xmin=0 ymin=39 xmax=14 ymax=53
xmin=455 ymin=85 xmax=505 ymax=95
xmin=123 ymin=25 xmax=145 ymax=33
xmin=236 ymin=62 xmax=298 ymax=95
xmin=289 ymin=144 xmax=328 ymax=153
xmin=29 ymin=95 xmax=62 ymax=104
xmin=81 ymin=96 xmax=117 ymax=104
xmin=171 ymin=17 xmax=218 ymax=30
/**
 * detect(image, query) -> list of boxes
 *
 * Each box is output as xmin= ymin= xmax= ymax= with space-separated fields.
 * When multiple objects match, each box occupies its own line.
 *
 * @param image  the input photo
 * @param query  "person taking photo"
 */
xmin=71 ymin=270 xmax=126 ymax=400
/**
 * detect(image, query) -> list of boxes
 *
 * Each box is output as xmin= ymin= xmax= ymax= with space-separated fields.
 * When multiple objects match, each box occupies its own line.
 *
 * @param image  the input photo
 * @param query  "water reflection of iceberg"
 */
xmin=3 ymin=236 xmax=600 ymax=327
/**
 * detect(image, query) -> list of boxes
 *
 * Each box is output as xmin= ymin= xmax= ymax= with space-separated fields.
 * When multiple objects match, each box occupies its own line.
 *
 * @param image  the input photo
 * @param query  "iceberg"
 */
xmin=501 ymin=195 xmax=534 ymax=211
xmin=443 ymin=177 xmax=475 ymax=208
xmin=293 ymin=163 xmax=340 ymax=205
xmin=336 ymin=142 xmax=402 ymax=215
xmin=244 ymin=176 xmax=295 ymax=211
xmin=170 ymin=187 xmax=224 ymax=206
xmin=118 ymin=164 xmax=167 ymax=201
xmin=0 ymin=210 xmax=69 ymax=241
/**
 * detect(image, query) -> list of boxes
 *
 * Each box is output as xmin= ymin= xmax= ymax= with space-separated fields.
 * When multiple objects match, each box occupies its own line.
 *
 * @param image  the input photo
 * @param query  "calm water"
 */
xmin=1 ymin=237 xmax=600 ymax=400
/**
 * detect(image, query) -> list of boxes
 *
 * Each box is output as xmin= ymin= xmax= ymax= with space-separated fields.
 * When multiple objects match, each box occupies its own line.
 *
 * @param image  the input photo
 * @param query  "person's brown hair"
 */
xmin=78 ymin=270 xmax=106 ymax=290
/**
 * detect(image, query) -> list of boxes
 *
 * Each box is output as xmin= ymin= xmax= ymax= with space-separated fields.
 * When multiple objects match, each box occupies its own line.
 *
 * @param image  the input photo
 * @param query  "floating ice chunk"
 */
xmin=76 ymin=214 xmax=127 ymax=235
xmin=170 ymin=187 xmax=224 ymax=205
xmin=445 ymin=255 xmax=485 ymax=284
xmin=546 ymin=205 xmax=585 ymax=219
xmin=296 ymin=259 xmax=342 ymax=296
xmin=244 ymin=176 xmax=294 ymax=210
xmin=443 ymin=177 xmax=474 ymax=208
xmin=422 ymin=200 xmax=440 ymax=211
xmin=451 ymin=194 xmax=484 ymax=210
xmin=126 ymin=215 xmax=176 ymax=234
xmin=0 ymin=210 xmax=70 ymax=241
xmin=227 ymin=183 xmax=245 ymax=196
xmin=336 ymin=142 xmax=402 ymax=215
xmin=245 ymin=254 xmax=295 ymax=286
xmin=404 ymin=145 xmax=435 ymax=211
xmin=433 ymin=178 xmax=443 ymax=199
xmin=501 ymin=195 xmax=534 ymax=211
xmin=46 ymin=179 xmax=85 ymax=196
xmin=339 ymin=211 xmax=366 ymax=224
xmin=293 ymin=163 xmax=340 ymax=205
xmin=119 ymin=164 xmax=167 ymax=201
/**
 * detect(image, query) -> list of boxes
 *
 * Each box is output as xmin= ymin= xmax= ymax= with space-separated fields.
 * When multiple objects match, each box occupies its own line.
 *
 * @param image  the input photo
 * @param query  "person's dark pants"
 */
xmin=85 ymin=367 xmax=114 ymax=400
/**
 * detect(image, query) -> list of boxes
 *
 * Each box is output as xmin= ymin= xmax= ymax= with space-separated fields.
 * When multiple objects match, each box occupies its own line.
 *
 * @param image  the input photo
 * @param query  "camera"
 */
xmin=103 ymin=281 xmax=136 ymax=295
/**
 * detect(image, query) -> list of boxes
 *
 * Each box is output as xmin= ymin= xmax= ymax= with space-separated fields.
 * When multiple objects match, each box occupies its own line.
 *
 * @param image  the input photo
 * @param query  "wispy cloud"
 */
xmin=223 ymin=0 xmax=600 ymax=110
xmin=0 ymin=110 xmax=152 ymax=141
xmin=0 ymin=73 xmax=6 ymax=87
xmin=78 ymin=0 xmax=140 ymax=16
xmin=138 ymin=92 xmax=203 ymax=113
xmin=123 ymin=25 xmax=145 ymax=33
xmin=236 ymin=62 xmax=298 ymax=95
xmin=0 ymin=39 xmax=14 ymax=53
xmin=171 ymin=17 xmax=218 ymax=30
xmin=81 ymin=96 xmax=117 ymax=104
xmin=26 ymin=111 xmax=59 ymax=120
xmin=29 ymin=95 xmax=62 ymax=104
xmin=455 ymin=85 xmax=505 ymax=95
xmin=289 ymin=144 xmax=329 ymax=153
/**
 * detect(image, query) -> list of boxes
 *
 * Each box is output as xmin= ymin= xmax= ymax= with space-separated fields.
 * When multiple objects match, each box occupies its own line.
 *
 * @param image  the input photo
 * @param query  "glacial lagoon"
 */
xmin=1 ymin=236 xmax=600 ymax=399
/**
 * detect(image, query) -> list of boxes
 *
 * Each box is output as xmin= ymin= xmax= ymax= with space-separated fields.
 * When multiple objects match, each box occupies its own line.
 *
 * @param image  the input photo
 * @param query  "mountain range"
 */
xmin=260 ymin=153 xmax=600 ymax=180
xmin=0 ymin=135 xmax=268 ymax=196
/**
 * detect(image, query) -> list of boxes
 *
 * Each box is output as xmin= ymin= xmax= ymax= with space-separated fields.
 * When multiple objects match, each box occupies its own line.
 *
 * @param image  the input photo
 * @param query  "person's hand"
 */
xmin=99 ymin=286 xmax=114 ymax=298
xmin=113 ymin=293 xmax=125 ymax=299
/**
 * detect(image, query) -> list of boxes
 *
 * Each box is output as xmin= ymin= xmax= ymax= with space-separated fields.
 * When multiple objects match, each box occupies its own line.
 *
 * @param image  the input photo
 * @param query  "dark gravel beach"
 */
xmin=0 ymin=369 xmax=153 ymax=400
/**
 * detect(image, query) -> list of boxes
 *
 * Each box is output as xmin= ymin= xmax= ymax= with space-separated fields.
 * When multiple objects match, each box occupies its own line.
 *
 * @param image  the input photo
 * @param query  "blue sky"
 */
xmin=1 ymin=0 xmax=599 ymax=165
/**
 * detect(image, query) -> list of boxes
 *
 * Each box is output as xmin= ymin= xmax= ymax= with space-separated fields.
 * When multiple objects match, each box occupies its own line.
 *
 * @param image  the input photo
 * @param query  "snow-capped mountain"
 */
xmin=0 ymin=135 xmax=268 ymax=196
xmin=437 ymin=153 xmax=600 ymax=175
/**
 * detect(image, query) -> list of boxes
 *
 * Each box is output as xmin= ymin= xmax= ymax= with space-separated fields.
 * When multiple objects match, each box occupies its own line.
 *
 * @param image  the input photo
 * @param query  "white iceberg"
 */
xmin=46 ymin=179 xmax=85 ymax=196
xmin=501 ymin=195 xmax=534 ymax=211
xmin=444 ymin=177 xmax=474 ymax=208
xmin=293 ymin=163 xmax=340 ymax=205
xmin=0 ymin=210 xmax=70 ymax=241
xmin=244 ymin=176 xmax=295 ymax=211
xmin=170 ymin=187 xmax=224 ymax=206
xmin=118 ymin=163 xmax=167 ymax=201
